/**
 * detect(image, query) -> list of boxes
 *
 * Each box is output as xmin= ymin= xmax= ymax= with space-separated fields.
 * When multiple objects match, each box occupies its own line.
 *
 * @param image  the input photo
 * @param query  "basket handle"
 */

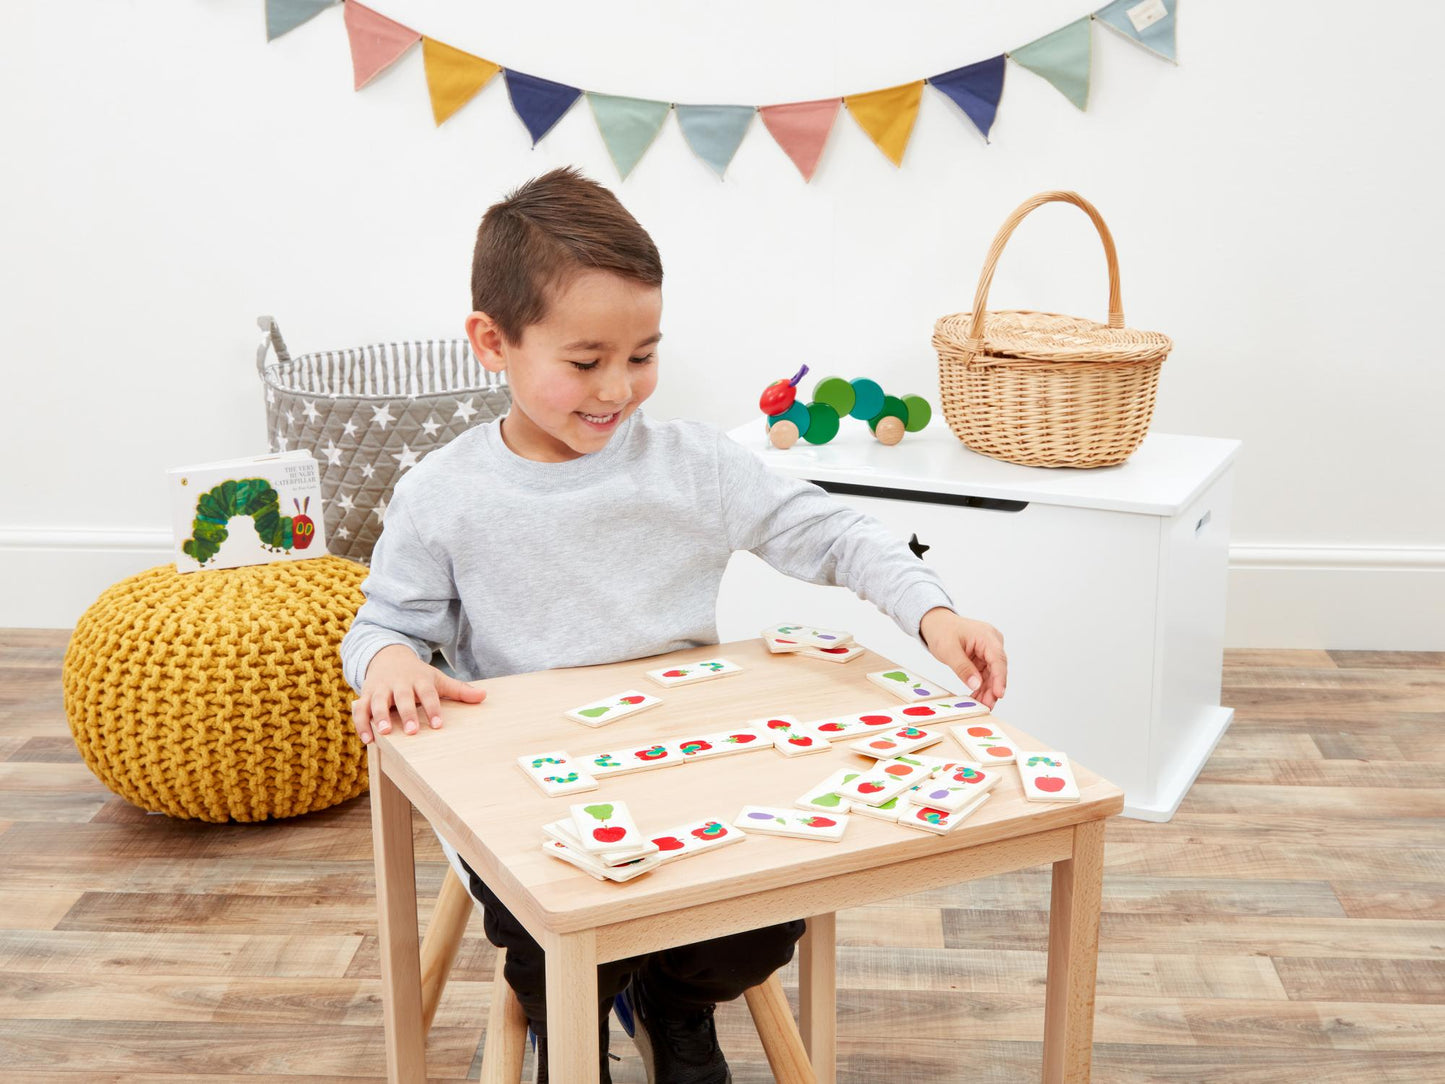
xmin=255 ymin=315 xmax=292 ymax=374
xmin=964 ymin=191 xmax=1125 ymax=349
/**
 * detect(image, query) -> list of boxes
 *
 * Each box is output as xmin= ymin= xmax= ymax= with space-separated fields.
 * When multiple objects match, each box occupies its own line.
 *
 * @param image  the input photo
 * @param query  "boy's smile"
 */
xmin=467 ymin=269 xmax=662 ymax=463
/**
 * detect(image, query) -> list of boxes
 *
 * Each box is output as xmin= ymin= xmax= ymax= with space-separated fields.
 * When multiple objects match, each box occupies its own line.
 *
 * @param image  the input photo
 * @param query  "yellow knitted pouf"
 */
xmin=62 ymin=556 xmax=371 ymax=822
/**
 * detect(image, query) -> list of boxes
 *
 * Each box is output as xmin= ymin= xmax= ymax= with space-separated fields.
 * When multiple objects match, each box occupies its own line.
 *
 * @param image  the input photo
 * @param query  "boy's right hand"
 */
xmin=352 ymin=644 xmax=487 ymax=744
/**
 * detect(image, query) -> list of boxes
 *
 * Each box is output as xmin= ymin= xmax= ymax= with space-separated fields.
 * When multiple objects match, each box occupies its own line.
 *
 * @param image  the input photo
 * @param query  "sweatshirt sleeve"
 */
xmin=339 ymin=484 xmax=464 ymax=694
xmin=714 ymin=429 xmax=956 ymax=639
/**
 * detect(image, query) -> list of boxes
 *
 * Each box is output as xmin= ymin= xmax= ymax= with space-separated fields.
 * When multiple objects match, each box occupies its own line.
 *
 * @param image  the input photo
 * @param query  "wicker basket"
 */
xmin=934 ymin=191 xmax=1172 ymax=468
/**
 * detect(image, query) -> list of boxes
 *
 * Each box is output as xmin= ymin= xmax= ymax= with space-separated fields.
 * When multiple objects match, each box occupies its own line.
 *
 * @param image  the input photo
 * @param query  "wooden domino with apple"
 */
xmin=543 ymin=819 xmax=659 ymax=866
xmin=565 ymin=690 xmax=663 ymax=727
xmin=1018 ymin=751 xmax=1081 ymax=802
xmin=570 ymin=800 xmax=647 ymax=854
xmin=647 ymin=816 xmax=747 ymax=862
xmin=644 ymin=658 xmax=743 ymax=688
xmin=797 ymin=642 xmax=866 ymax=664
xmin=806 ymin=698 xmax=986 ymax=740
xmin=733 ymin=805 xmax=849 ymax=842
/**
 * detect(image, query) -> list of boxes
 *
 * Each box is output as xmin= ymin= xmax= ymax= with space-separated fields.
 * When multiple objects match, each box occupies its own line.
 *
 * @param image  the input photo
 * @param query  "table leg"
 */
xmin=369 ymin=751 xmax=426 ymax=1083
xmin=541 ymin=928 xmax=600 ymax=1083
xmin=1042 ymin=819 xmax=1106 ymax=1084
xmin=798 ymin=911 xmax=836 ymax=1084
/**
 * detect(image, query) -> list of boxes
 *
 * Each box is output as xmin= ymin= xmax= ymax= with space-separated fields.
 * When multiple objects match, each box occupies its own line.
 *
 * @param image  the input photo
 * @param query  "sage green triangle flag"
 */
xmin=586 ymin=93 xmax=671 ymax=179
xmin=675 ymin=105 xmax=756 ymax=179
xmin=1010 ymin=16 xmax=1093 ymax=110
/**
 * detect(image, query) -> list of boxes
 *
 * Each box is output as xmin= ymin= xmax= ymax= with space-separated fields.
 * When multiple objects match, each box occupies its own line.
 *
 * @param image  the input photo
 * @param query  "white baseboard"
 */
xmin=4 ymin=530 xmax=1443 ymax=649
xmin=1226 ymin=544 xmax=1445 ymax=650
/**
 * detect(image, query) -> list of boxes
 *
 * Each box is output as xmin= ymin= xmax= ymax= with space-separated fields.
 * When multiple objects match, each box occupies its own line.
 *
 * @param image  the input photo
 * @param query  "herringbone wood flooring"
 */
xmin=2 ymin=631 xmax=1441 ymax=1082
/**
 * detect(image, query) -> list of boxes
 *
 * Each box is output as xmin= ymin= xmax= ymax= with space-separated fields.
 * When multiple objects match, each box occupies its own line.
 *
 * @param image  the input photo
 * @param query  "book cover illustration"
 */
xmin=169 ymin=451 xmax=328 ymax=573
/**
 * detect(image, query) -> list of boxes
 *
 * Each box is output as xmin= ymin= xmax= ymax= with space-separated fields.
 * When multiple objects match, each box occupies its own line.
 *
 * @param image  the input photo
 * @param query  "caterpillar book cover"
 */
xmin=167 ymin=451 xmax=328 ymax=573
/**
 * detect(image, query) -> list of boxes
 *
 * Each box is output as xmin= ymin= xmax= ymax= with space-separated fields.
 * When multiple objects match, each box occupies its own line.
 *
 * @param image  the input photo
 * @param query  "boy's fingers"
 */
xmin=417 ymin=685 xmax=444 ymax=729
xmin=350 ymin=699 xmax=373 ymax=744
xmin=393 ymin=688 xmax=420 ymax=735
xmin=441 ymin=676 xmax=487 ymax=703
xmin=370 ymin=692 xmax=393 ymax=735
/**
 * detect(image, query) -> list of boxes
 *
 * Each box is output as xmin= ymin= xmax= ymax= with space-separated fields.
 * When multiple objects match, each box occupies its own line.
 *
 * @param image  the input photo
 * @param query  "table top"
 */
xmin=377 ymin=639 xmax=1124 ymax=934
xmin=726 ymin=419 xmax=1241 ymax=517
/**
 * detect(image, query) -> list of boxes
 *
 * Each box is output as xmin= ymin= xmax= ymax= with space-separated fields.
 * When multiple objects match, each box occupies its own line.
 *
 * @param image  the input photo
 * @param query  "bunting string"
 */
xmin=266 ymin=0 xmax=1179 ymax=181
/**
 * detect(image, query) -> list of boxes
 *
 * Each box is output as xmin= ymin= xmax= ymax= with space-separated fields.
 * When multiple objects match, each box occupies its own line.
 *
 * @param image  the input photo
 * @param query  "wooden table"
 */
xmin=369 ymin=639 xmax=1124 ymax=1083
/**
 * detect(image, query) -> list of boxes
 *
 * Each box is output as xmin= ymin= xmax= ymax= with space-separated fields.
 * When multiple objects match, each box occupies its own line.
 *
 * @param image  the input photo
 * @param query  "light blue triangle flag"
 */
xmin=504 ymin=69 xmax=582 ymax=146
xmin=1094 ymin=0 xmax=1178 ymax=62
xmin=586 ymin=93 xmax=672 ymax=179
xmin=266 ymin=0 xmax=338 ymax=42
xmin=1010 ymin=16 xmax=1093 ymax=111
xmin=675 ymin=105 xmax=756 ymax=179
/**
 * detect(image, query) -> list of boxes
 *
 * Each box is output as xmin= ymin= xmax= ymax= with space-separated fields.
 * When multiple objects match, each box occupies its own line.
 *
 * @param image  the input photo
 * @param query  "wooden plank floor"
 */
xmin=2 ymin=630 xmax=1442 ymax=1082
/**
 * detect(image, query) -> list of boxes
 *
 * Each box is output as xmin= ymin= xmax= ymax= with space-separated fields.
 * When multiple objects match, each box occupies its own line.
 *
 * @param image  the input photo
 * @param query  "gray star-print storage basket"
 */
xmin=256 ymin=315 xmax=510 ymax=564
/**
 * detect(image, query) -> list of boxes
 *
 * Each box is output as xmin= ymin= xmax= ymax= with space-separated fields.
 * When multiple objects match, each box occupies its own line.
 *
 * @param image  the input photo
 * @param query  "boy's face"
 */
xmin=467 ymin=269 xmax=662 ymax=462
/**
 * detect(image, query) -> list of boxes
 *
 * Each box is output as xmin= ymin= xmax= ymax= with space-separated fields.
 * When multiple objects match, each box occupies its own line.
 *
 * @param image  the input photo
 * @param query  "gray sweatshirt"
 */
xmin=340 ymin=412 xmax=955 ymax=692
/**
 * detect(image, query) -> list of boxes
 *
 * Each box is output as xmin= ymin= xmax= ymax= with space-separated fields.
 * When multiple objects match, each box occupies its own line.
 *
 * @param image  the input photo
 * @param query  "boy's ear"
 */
xmin=466 ymin=311 xmax=507 ymax=373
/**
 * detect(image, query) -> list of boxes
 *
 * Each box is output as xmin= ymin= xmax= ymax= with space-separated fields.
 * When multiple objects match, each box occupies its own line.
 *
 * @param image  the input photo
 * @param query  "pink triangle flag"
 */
xmin=343 ymin=1 xmax=421 ymax=90
xmin=759 ymin=98 xmax=841 ymax=182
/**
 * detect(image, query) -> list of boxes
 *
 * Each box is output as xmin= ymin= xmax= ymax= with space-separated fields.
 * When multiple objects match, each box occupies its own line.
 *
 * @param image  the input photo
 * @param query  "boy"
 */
xmin=342 ymin=167 xmax=1007 ymax=1084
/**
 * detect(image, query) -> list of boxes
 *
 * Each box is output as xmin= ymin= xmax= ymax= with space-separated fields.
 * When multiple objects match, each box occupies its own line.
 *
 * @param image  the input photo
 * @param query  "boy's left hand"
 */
xmin=919 ymin=607 xmax=1007 ymax=709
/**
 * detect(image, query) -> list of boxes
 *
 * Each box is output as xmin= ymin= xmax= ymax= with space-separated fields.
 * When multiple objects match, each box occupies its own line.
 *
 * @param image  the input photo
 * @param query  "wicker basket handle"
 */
xmin=255 ymin=315 xmax=292 ymax=374
xmin=965 ymin=191 xmax=1124 ymax=348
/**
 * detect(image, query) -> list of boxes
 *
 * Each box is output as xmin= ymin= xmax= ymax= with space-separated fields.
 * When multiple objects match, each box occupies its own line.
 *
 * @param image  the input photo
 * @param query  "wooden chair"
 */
xmin=417 ymin=866 xmax=818 ymax=1084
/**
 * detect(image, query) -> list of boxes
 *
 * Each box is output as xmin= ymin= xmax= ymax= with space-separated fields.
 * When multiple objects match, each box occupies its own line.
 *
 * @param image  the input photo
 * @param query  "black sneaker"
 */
xmin=529 ymin=1025 xmax=615 ymax=1084
xmin=618 ymin=975 xmax=732 ymax=1084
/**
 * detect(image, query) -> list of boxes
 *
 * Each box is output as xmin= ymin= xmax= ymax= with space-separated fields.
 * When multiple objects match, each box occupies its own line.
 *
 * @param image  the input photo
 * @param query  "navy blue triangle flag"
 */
xmin=266 ymin=0 xmax=338 ymax=42
xmin=928 ymin=55 xmax=1006 ymax=141
xmin=504 ymin=69 xmax=582 ymax=146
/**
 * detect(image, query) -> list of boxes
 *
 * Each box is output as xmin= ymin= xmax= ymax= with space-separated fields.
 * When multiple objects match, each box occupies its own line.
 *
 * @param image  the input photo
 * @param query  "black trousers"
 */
xmin=460 ymin=856 xmax=806 ymax=1038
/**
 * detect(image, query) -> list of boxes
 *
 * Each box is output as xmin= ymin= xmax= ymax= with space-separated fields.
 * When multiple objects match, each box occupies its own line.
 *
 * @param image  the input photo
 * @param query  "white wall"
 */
xmin=3 ymin=0 xmax=1442 ymax=645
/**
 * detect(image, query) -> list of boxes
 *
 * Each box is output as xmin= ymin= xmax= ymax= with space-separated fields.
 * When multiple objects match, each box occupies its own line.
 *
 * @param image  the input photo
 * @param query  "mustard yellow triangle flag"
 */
xmin=843 ymin=80 xmax=925 ymax=167
xmin=422 ymin=37 xmax=501 ymax=126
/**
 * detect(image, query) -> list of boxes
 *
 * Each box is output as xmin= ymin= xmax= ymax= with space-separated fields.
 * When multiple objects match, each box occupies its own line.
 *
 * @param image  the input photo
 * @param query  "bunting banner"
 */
xmin=587 ymin=94 xmax=671 ymax=179
xmin=676 ymin=105 xmax=756 ymax=179
xmin=928 ymin=56 xmax=1006 ymax=142
xmin=1009 ymin=17 xmax=1094 ymax=111
xmin=342 ymin=2 xmax=419 ymax=91
xmin=1094 ymin=0 xmax=1178 ymax=62
xmin=421 ymin=38 xmax=500 ymax=127
xmin=266 ymin=2 xmax=1180 ymax=181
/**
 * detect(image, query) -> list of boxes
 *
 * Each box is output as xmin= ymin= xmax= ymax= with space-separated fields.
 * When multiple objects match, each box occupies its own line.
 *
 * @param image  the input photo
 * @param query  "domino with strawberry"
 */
xmin=950 ymin=721 xmax=1019 ymax=764
xmin=866 ymin=668 xmax=952 ymax=703
xmin=647 ymin=817 xmax=747 ymax=862
xmin=906 ymin=761 xmax=1001 ymax=812
xmin=516 ymin=751 xmax=599 ymax=797
xmin=805 ymin=699 xmax=986 ymax=740
xmin=797 ymin=642 xmax=867 ymax=664
xmin=644 ymin=658 xmax=743 ymax=688
xmin=795 ymin=769 xmax=862 ymax=814
xmin=541 ymin=840 xmax=661 ymax=882
xmin=675 ymin=727 xmax=768 ymax=760
xmin=896 ymin=790 xmax=993 ymax=835
xmin=847 ymin=726 xmax=944 ymax=759
xmin=747 ymin=715 xmax=829 ymax=757
xmin=570 ymin=800 xmax=647 ymax=854
xmin=734 ymin=805 xmax=849 ymax=842
xmin=1018 ymin=752 xmax=1081 ymax=802
xmin=565 ymin=690 xmax=663 ymax=727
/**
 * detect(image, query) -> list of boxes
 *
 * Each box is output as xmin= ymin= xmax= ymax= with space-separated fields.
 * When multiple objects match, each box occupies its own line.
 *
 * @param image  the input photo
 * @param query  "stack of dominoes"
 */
xmin=542 ymin=800 xmax=745 ymax=883
xmin=760 ymin=623 xmax=865 ymax=664
xmin=793 ymin=750 xmax=1000 ymax=833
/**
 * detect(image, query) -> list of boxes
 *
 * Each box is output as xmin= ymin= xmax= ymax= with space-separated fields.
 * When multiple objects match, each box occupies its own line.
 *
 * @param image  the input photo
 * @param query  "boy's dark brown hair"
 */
xmin=471 ymin=166 xmax=663 ymax=343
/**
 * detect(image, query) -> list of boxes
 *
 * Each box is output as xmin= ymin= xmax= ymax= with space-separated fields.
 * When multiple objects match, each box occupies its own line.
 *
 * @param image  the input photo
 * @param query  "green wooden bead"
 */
xmin=868 ymin=395 xmax=909 ymax=431
xmin=901 ymin=395 xmax=933 ymax=432
xmin=803 ymin=401 xmax=841 ymax=444
xmin=812 ymin=377 xmax=855 ymax=418
xmin=848 ymin=378 xmax=885 ymax=420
